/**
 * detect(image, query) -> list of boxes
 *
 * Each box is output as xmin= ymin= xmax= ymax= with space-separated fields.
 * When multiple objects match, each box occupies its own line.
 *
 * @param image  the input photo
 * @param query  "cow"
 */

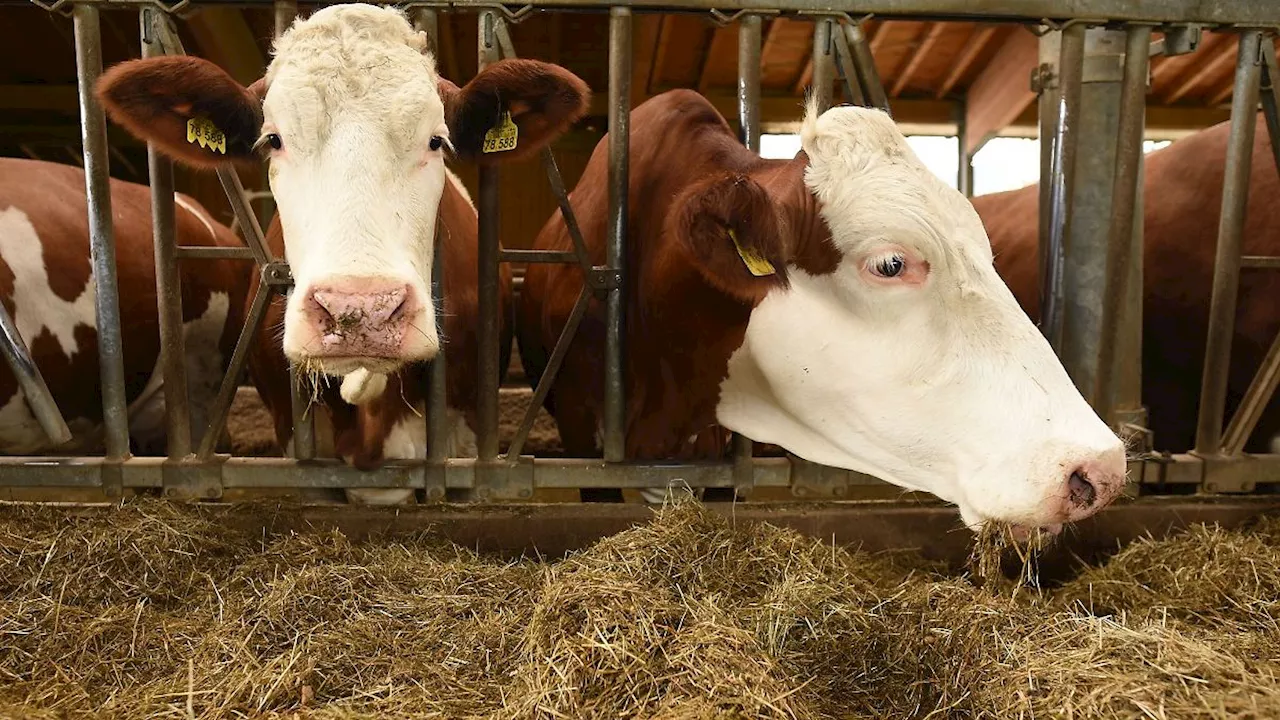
xmin=95 ymin=3 xmax=590 ymax=504
xmin=974 ymin=113 xmax=1280 ymax=457
xmin=517 ymin=89 xmax=1128 ymax=536
xmin=0 ymin=156 xmax=250 ymax=457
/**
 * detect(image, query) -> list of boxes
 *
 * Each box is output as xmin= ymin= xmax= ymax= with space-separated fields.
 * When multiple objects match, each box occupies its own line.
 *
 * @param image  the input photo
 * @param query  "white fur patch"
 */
xmin=174 ymin=193 xmax=218 ymax=242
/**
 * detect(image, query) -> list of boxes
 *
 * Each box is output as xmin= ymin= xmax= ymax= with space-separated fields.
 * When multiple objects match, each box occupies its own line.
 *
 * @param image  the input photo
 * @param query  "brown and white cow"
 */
xmin=96 ymin=4 xmax=589 ymax=503
xmin=0 ymin=157 xmax=250 ymax=456
xmin=518 ymin=89 xmax=1127 ymax=535
xmin=975 ymin=113 xmax=1280 ymax=456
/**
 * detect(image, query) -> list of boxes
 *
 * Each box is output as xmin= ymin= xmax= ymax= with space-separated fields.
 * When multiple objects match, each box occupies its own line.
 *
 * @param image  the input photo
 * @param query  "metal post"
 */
xmin=1040 ymin=22 xmax=1085 ymax=353
xmin=956 ymin=99 xmax=973 ymax=196
xmin=142 ymin=9 xmax=192 ymax=460
xmin=476 ymin=10 xmax=501 ymax=462
xmin=74 ymin=4 xmax=130 ymax=461
xmin=811 ymin=18 xmax=835 ymax=114
xmin=843 ymin=21 xmax=890 ymax=115
xmin=289 ymin=363 xmax=315 ymax=459
xmin=1036 ymin=27 xmax=1061 ymax=307
xmin=1058 ymin=27 xmax=1127 ymax=402
xmin=737 ymin=14 xmax=762 ymax=151
xmin=604 ymin=7 xmax=631 ymax=463
xmin=0 ymin=305 xmax=70 ymax=445
xmin=1094 ymin=24 xmax=1151 ymax=427
xmin=274 ymin=0 xmax=297 ymax=38
xmin=1195 ymin=30 xmax=1263 ymax=456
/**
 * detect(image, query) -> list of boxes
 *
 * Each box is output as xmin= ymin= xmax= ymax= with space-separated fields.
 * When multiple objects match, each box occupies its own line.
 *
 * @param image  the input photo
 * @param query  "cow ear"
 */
xmin=96 ymin=56 xmax=263 ymax=170
xmin=442 ymin=59 xmax=589 ymax=164
xmin=674 ymin=172 xmax=790 ymax=303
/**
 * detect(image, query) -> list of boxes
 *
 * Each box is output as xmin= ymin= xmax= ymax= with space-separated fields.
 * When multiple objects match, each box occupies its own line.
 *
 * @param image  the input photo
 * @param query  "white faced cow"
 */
xmin=518 ymin=90 xmax=1128 ymax=535
xmin=97 ymin=4 xmax=589 ymax=503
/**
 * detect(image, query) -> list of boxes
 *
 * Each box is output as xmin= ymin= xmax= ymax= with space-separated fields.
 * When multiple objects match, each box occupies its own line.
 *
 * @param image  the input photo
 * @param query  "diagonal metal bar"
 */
xmin=197 ymin=276 xmax=274 ymax=459
xmin=842 ymin=20 xmax=891 ymax=115
xmin=540 ymin=148 xmax=595 ymax=276
xmin=504 ymin=285 xmax=591 ymax=460
xmin=0 ymin=301 xmax=72 ymax=445
xmin=831 ymin=19 xmax=867 ymax=106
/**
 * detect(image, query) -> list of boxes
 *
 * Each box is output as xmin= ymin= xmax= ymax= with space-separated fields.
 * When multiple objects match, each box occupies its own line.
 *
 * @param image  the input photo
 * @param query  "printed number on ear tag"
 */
xmin=729 ymin=229 xmax=776 ymax=277
xmin=481 ymin=112 xmax=519 ymax=154
xmin=186 ymin=116 xmax=227 ymax=155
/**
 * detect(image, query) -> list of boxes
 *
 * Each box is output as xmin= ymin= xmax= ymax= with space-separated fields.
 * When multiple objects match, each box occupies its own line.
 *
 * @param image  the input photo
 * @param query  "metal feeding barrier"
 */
xmin=6 ymin=0 xmax=1280 ymax=503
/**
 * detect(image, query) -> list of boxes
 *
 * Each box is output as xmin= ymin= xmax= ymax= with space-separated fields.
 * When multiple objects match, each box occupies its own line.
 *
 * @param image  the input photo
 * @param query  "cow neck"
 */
xmin=625 ymin=153 xmax=835 ymax=460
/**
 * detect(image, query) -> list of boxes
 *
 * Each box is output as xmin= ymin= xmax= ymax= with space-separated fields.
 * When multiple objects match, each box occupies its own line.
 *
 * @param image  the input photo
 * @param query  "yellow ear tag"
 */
xmin=729 ymin=229 xmax=776 ymax=277
xmin=186 ymin=116 xmax=227 ymax=155
xmin=481 ymin=111 xmax=519 ymax=154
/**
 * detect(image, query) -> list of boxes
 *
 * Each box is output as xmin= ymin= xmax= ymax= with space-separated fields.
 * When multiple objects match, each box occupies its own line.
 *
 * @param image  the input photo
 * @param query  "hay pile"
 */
xmin=2 ymin=500 xmax=1279 ymax=719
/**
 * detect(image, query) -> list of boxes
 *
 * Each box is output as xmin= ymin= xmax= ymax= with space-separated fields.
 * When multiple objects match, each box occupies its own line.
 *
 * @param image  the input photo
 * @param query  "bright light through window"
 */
xmin=759 ymin=134 xmax=1175 ymax=197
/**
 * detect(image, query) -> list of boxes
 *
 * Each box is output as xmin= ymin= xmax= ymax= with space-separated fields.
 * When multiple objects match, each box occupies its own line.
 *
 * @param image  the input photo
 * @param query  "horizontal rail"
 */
xmin=498 ymin=249 xmax=582 ymax=264
xmin=176 ymin=245 xmax=257 ymax=260
xmin=0 ymin=454 xmax=1271 ymax=491
xmin=24 ymin=0 xmax=1280 ymax=25
xmin=1242 ymin=255 xmax=1280 ymax=269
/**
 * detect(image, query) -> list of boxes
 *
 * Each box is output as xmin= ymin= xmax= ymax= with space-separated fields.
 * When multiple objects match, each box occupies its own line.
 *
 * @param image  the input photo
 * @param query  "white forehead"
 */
xmin=263 ymin=5 xmax=443 ymax=150
xmin=799 ymin=100 xmax=992 ymax=269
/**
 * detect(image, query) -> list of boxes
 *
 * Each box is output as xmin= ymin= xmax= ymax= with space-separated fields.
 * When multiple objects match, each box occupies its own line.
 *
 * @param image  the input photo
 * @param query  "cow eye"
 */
xmin=429 ymin=135 xmax=444 ymax=152
xmin=871 ymin=253 xmax=906 ymax=278
xmin=266 ymin=133 xmax=283 ymax=151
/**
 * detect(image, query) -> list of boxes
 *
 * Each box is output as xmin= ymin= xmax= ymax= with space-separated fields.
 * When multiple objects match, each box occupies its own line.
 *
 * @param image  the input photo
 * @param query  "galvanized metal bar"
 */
xmin=215 ymin=169 xmax=273 ymax=267
xmin=1242 ymin=255 xmax=1280 ymax=269
xmin=843 ymin=21 xmax=891 ymax=115
xmin=1040 ymin=22 xmax=1085 ymax=353
xmin=1093 ymin=25 xmax=1151 ymax=426
xmin=505 ymin=285 xmax=591 ymax=460
xmin=499 ymin=249 xmax=581 ymax=263
xmin=1195 ymin=30 xmax=1263 ymax=456
xmin=1260 ymin=39 xmax=1280 ymax=187
xmin=0 ymin=302 xmax=71 ymax=445
xmin=810 ymin=18 xmax=835 ymax=114
xmin=1222 ymin=326 xmax=1280 ymax=455
xmin=196 ymin=277 xmax=273 ymax=459
xmin=427 ymin=219 xmax=448 ymax=465
xmin=288 ymin=360 xmax=315 ymax=460
xmin=738 ymin=13 xmax=762 ymax=150
xmin=142 ymin=8 xmax=191 ymax=460
xmin=539 ymin=148 xmax=594 ymax=272
xmin=74 ymin=3 xmax=130 ymax=461
xmin=955 ymin=99 xmax=972 ymax=196
xmin=1037 ymin=27 xmax=1061 ymax=301
xmin=175 ymin=246 xmax=257 ymax=260
xmin=604 ymin=6 xmax=632 ymax=463
xmin=830 ymin=18 xmax=867 ymax=107
xmin=274 ymin=0 xmax=296 ymax=37
xmin=476 ymin=10 xmax=502 ymax=462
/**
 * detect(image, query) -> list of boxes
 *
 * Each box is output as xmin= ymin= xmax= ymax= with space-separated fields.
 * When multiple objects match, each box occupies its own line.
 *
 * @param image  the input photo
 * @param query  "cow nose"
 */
xmin=307 ymin=280 xmax=412 ymax=355
xmin=1060 ymin=444 xmax=1126 ymax=522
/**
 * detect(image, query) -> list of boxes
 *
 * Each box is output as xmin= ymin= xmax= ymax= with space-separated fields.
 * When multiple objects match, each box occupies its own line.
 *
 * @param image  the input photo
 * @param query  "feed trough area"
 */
xmin=3 ymin=498 xmax=1280 ymax=719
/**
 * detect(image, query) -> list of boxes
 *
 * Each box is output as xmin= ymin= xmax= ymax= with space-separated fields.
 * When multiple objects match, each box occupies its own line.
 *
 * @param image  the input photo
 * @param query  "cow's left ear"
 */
xmin=441 ymin=59 xmax=590 ymax=164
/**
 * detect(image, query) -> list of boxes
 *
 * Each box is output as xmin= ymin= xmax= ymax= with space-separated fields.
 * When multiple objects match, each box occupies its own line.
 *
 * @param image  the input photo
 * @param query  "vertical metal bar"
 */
xmin=843 ymin=21 xmax=890 ymax=115
xmin=274 ymin=0 xmax=297 ymax=38
xmin=1037 ymin=27 xmax=1061 ymax=305
xmin=737 ymin=14 xmax=762 ymax=152
xmin=1195 ymin=30 xmax=1263 ymax=456
xmin=1040 ymin=22 xmax=1085 ymax=353
xmin=811 ymin=18 xmax=835 ymax=114
xmin=428 ymin=221 xmax=448 ymax=464
xmin=604 ymin=7 xmax=632 ymax=463
xmin=74 ymin=4 xmax=130 ymax=461
xmin=476 ymin=10 xmax=501 ymax=462
xmin=956 ymin=99 xmax=973 ymax=196
xmin=289 ymin=362 xmax=315 ymax=459
xmin=831 ymin=22 xmax=867 ymax=107
xmin=0 ymin=303 xmax=71 ymax=445
xmin=1094 ymin=24 xmax=1151 ymax=427
xmin=142 ymin=9 xmax=191 ymax=460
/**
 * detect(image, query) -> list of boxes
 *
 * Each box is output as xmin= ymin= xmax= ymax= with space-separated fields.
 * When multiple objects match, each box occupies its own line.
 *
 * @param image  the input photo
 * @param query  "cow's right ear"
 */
xmin=671 ymin=172 xmax=790 ymax=304
xmin=96 ymin=56 xmax=264 ymax=169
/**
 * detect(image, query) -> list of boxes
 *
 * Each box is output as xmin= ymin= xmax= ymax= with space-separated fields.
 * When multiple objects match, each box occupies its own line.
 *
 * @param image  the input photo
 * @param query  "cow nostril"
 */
xmin=1068 ymin=470 xmax=1096 ymax=509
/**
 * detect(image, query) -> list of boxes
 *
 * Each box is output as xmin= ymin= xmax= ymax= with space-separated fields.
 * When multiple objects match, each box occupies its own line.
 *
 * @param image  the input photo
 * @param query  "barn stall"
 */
xmin=1 ymin=0 xmax=1280 ymax=716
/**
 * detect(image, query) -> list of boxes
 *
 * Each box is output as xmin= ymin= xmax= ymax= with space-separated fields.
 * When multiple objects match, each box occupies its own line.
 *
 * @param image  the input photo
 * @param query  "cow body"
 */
xmin=97 ymin=3 xmax=588 ymax=504
xmin=975 ymin=113 xmax=1280 ymax=455
xmin=519 ymin=89 xmax=1127 ymax=534
xmin=0 ymin=157 xmax=249 ymax=456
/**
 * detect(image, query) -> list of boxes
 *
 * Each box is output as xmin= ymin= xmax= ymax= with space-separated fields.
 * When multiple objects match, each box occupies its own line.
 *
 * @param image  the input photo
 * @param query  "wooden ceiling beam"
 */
xmin=963 ymin=26 xmax=1039 ymax=153
xmin=935 ymin=24 xmax=998 ymax=98
xmin=1162 ymin=34 xmax=1237 ymax=105
xmin=183 ymin=8 xmax=266 ymax=85
xmin=890 ymin=22 xmax=944 ymax=97
xmin=698 ymin=26 xmax=733 ymax=93
xmin=631 ymin=14 xmax=663 ymax=105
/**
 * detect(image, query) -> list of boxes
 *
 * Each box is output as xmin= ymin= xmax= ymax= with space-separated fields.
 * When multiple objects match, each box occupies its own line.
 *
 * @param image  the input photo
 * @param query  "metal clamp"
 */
xmin=469 ymin=456 xmax=535 ymax=501
xmin=1160 ymin=24 xmax=1203 ymax=56
xmin=707 ymin=8 xmax=779 ymax=28
xmin=262 ymin=261 xmax=293 ymax=287
xmin=789 ymin=455 xmax=850 ymax=499
xmin=587 ymin=266 xmax=623 ymax=292
xmin=1030 ymin=63 xmax=1057 ymax=93
xmin=162 ymin=457 xmax=224 ymax=501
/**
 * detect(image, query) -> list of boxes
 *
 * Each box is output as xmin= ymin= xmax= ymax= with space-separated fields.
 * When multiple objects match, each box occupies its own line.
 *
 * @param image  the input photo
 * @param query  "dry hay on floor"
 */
xmin=2 ymin=500 xmax=1280 ymax=719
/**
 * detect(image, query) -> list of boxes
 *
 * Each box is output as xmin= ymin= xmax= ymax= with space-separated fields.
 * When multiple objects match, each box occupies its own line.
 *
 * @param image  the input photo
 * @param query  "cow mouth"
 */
xmin=297 ymin=354 xmax=406 ymax=378
xmin=1008 ymin=523 xmax=1063 ymax=543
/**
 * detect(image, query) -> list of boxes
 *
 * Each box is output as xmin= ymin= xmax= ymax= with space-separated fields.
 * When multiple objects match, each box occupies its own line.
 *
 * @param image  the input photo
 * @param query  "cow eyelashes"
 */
xmin=254 ymin=133 xmax=283 ymax=154
xmin=871 ymin=253 xmax=907 ymax=279
xmin=429 ymin=136 xmax=444 ymax=152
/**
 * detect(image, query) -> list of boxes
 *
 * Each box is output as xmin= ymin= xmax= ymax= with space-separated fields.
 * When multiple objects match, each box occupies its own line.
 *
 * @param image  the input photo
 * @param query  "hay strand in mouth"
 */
xmin=1 ymin=497 xmax=1279 ymax=719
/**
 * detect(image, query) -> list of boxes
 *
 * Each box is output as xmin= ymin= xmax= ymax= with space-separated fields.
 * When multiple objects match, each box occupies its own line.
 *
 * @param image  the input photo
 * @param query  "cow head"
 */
xmin=97 ymin=4 xmax=588 ymax=377
xmin=681 ymin=100 xmax=1126 ymax=535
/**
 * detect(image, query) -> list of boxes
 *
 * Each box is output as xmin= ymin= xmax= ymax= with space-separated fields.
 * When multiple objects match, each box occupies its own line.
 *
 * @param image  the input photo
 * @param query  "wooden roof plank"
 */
xmin=963 ymin=26 xmax=1039 ymax=153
